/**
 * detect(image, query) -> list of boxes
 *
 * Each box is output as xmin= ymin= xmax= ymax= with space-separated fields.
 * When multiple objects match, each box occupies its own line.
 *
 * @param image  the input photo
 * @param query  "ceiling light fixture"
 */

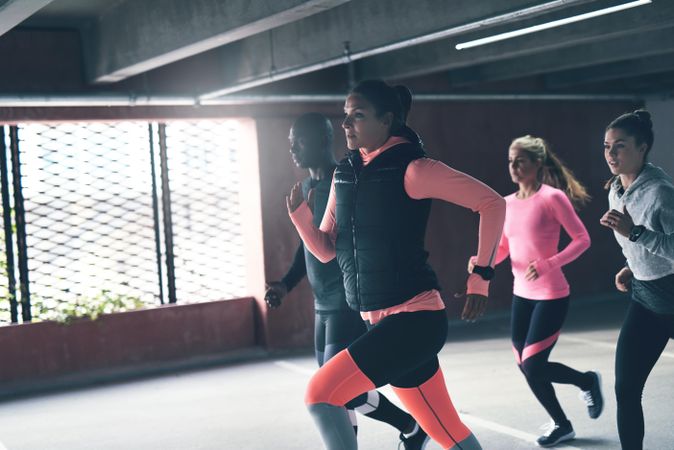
xmin=455 ymin=0 xmax=652 ymax=50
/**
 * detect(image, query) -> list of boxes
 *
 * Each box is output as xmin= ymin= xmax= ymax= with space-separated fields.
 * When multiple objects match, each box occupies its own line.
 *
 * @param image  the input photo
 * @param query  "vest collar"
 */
xmin=359 ymin=136 xmax=410 ymax=166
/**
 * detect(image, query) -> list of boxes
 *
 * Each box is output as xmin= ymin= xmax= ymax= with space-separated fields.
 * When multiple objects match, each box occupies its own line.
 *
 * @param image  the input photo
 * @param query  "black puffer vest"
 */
xmin=301 ymin=172 xmax=349 ymax=312
xmin=333 ymin=142 xmax=440 ymax=311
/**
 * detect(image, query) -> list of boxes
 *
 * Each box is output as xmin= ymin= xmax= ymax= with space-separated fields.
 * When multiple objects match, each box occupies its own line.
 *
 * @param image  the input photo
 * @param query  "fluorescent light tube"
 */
xmin=456 ymin=0 xmax=652 ymax=50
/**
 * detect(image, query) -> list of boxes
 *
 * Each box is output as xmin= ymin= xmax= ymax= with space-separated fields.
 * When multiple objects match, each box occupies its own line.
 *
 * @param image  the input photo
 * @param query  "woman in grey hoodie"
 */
xmin=600 ymin=109 xmax=674 ymax=450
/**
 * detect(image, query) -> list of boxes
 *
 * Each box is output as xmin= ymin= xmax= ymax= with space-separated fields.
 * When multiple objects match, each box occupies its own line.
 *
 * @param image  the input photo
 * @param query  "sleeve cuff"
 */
xmin=637 ymin=229 xmax=656 ymax=248
xmin=289 ymin=201 xmax=310 ymax=222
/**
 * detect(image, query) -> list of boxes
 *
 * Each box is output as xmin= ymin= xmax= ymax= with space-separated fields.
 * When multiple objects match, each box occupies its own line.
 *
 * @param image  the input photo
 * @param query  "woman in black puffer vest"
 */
xmin=288 ymin=80 xmax=506 ymax=450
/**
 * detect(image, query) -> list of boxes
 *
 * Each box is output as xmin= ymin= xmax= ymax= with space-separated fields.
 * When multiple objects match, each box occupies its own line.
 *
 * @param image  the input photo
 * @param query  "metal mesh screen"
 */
xmin=163 ymin=120 xmax=247 ymax=303
xmin=0 ymin=119 xmax=250 ymax=324
xmin=0 ymin=127 xmax=12 ymax=323
xmin=17 ymin=122 xmax=160 ymax=320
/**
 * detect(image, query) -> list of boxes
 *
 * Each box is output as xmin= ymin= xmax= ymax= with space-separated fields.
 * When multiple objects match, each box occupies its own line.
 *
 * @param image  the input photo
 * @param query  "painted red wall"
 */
xmin=0 ymin=297 xmax=255 ymax=387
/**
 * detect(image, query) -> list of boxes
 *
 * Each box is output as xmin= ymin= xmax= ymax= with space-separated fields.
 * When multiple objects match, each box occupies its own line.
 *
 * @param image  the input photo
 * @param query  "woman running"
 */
xmin=600 ymin=110 xmax=674 ymax=450
xmin=470 ymin=135 xmax=602 ymax=447
xmin=287 ymin=79 xmax=506 ymax=450
xmin=265 ymin=113 xmax=429 ymax=449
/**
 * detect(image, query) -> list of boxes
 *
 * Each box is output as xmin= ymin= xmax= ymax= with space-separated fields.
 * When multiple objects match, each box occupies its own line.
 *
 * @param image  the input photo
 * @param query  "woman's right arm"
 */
xmin=288 ymin=178 xmax=338 ymax=263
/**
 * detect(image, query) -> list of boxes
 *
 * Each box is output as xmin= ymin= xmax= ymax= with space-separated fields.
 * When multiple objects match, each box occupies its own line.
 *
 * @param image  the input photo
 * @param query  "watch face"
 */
xmin=630 ymin=226 xmax=644 ymax=241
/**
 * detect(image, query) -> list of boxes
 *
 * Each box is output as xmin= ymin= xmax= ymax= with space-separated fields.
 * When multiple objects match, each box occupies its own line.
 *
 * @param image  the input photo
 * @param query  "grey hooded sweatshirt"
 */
xmin=609 ymin=163 xmax=674 ymax=313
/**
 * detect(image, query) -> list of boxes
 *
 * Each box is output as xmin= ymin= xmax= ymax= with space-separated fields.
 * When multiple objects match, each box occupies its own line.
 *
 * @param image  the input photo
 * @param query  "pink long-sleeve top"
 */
xmin=495 ymin=184 xmax=590 ymax=300
xmin=289 ymin=136 xmax=506 ymax=323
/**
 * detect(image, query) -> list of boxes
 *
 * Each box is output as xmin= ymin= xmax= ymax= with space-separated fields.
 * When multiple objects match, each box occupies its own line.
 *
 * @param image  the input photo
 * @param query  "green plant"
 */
xmin=32 ymin=290 xmax=146 ymax=324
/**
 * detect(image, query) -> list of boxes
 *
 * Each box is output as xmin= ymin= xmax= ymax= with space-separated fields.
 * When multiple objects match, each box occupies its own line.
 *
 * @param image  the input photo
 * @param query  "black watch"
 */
xmin=629 ymin=225 xmax=645 ymax=242
xmin=629 ymin=225 xmax=646 ymax=242
xmin=472 ymin=265 xmax=495 ymax=281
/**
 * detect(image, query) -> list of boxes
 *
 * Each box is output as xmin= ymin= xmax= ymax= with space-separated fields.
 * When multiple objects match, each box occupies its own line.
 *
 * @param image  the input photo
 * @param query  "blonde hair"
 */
xmin=511 ymin=135 xmax=590 ymax=210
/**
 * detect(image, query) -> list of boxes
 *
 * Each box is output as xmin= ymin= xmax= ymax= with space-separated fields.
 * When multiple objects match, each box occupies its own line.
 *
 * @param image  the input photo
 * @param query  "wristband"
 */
xmin=472 ymin=265 xmax=495 ymax=281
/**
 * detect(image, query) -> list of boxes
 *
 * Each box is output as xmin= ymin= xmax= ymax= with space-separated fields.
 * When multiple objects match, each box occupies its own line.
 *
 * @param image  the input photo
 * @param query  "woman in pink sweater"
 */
xmin=469 ymin=135 xmax=601 ymax=447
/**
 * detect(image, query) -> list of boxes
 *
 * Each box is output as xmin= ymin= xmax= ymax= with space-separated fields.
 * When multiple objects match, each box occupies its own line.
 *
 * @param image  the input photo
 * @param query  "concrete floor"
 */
xmin=0 ymin=297 xmax=672 ymax=449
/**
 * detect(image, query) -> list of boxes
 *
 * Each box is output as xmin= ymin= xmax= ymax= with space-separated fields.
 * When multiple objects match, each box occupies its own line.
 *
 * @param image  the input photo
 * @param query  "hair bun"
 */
xmin=634 ymin=109 xmax=653 ymax=128
xmin=393 ymin=85 xmax=412 ymax=119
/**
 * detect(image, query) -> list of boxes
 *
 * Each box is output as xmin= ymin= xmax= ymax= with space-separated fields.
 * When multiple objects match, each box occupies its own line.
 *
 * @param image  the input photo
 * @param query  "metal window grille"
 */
xmin=0 ymin=119 xmax=249 ymax=325
xmin=161 ymin=120 xmax=246 ymax=303
xmin=18 ymin=122 xmax=160 ymax=320
xmin=0 ymin=127 xmax=15 ymax=323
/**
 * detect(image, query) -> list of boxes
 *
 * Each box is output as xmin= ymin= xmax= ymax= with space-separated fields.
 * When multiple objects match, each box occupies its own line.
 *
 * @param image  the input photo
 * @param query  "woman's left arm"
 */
xmin=534 ymin=191 xmax=591 ymax=276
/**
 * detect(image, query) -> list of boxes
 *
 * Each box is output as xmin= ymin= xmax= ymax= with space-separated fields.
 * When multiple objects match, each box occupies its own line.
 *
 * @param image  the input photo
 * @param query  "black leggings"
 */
xmin=315 ymin=310 xmax=370 ymax=409
xmin=511 ymin=296 xmax=592 ymax=425
xmin=349 ymin=309 xmax=447 ymax=388
xmin=615 ymin=301 xmax=674 ymax=450
xmin=315 ymin=309 xmax=367 ymax=366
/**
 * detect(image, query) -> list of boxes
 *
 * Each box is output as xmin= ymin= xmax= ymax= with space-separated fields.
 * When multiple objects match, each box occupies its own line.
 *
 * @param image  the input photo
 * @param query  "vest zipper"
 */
xmin=348 ymin=157 xmax=361 ymax=309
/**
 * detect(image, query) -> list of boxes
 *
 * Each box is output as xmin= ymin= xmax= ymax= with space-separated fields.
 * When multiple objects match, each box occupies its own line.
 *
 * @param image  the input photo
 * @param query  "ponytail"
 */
xmin=542 ymin=149 xmax=591 ymax=209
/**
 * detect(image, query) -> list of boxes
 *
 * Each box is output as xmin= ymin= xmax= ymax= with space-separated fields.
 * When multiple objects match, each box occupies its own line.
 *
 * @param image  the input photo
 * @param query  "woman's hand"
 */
xmin=264 ymin=281 xmax=288 ymax=308
xmin=286 ymin=182 xmax=304 ymax=213
xmin=467 ymin=256 xmax=477 ymax=273
xmin=457 ymin=273 xmax=489 ymax=322
xmin=525 ymin=261 xmax=539 ymax=281
xmin=615 ymin=267 xmax=633 ymax=292
xmin=600 ymin=206 xmax=634 ymax=238
xmin=462 ymin=294 xmax=487 ymax=322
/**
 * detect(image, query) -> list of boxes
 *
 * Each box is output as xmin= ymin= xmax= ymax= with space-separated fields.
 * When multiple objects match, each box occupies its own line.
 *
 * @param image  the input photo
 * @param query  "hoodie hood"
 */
xmin=611 ymin=163 xmax=673 ymax=198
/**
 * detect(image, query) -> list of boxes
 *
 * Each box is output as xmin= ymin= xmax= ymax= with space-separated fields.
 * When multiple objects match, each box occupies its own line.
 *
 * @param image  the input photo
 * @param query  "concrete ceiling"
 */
xmin=2 ymin=0 xmax=673 ymax=103
xmin=24 ymin=0 xmax=122 ymax=19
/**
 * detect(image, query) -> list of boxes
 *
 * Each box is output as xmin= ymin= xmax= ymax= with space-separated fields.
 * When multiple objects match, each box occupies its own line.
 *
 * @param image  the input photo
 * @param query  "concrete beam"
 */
xmin=198 ymin=0 xmax=599 ymax=99
xmin=544 ymin=53 xmax=674 ymax=89
xmin=0 ymin=29 xmax=87 ymax=92
xmin=358 ymin=0 xmax=674 ymax=81
xmin=445 ymin=27 xmax=674 ymax=88
xmin=90 ymin=0 xmax=350 ymax=83
xmin=0 ymin=0 xmax=54 ymax=37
